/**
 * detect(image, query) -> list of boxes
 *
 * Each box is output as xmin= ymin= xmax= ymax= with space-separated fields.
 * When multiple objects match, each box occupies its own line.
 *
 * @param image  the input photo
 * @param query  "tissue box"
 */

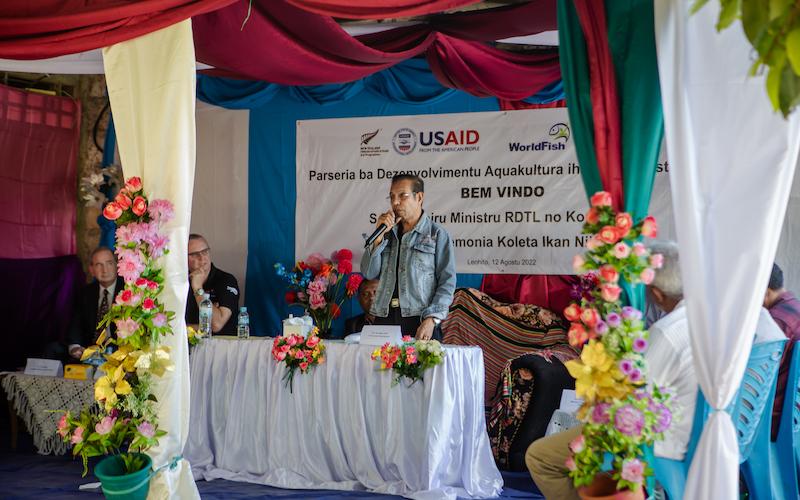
xmin=282 ymin=315 xmax=313 ymax=337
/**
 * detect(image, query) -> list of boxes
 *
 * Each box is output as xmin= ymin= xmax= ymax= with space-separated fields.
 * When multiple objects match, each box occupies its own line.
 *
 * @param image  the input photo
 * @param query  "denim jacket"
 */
xmin=360 ymin=212 xmax=456 ymax=320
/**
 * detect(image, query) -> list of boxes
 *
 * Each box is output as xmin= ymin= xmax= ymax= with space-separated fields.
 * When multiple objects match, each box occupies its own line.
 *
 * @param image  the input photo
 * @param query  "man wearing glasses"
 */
xmin=185 ymin=233 xmax=240 ymax=335
xmin=360 ymin=174 xmax=456 ymax=340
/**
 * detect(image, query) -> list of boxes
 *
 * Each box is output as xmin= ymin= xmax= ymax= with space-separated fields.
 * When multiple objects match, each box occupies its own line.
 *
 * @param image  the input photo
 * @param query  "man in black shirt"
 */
xmin=185 ymin=234 xmax=240 ymax=334
xmin=344 ymin=278 xmax=379 ymax=336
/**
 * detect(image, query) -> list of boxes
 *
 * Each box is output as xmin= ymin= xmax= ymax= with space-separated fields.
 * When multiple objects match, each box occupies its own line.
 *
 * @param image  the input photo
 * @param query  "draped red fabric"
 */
xmin=0 ymin=0 xmax=235 ymax=59
xmin=194 ymin=1 xmax=561 ymax=94
xmin=480 ymin=275 xmax=579 ymax=318
xmin=427 ymin=37 xmax=560 ymax=100
xmin=285 ymin=0 xmax=481 ymax=19
xmin=0 ymin=84 xmax=80 ymax=258
xmin=572 ymin=0 xmax=624 ymax=210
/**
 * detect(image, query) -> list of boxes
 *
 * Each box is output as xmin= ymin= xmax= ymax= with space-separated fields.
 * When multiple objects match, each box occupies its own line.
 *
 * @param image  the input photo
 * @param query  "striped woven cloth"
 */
xmin=443 ymin=287 xmax=579 ymax=406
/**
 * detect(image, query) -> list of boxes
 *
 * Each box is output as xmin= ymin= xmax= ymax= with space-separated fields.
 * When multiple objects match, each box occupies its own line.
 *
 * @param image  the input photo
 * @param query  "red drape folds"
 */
xmin=481 ymin=275 xmax=579 ymax=318
xmin=572 ymin=0 xmax=623 ymax=210
xmin=194 ymin=0 xmax=561 ymax=96
xmin=0 ymin=0 xmax=236 ymax=60
xmin=427 ymin=37 xmax=559 ymax=100
xmin=0 ymin=84 xmax=80 ymax=258
xmin=284 ymin=0 xmax=481 ymax=19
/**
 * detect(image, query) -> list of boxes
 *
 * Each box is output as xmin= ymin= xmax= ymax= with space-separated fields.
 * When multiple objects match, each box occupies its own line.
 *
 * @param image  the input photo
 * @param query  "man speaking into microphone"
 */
xmin=360 ymin=174 xmax=456 ymax=341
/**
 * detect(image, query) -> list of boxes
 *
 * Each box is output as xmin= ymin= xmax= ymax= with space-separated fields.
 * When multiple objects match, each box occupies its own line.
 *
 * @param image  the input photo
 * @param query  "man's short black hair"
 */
xmin=391 ymin=174 xmax=424 ymax=194
xmin=189 ymin=233 xmax=205 ymax=242
xmin=768 ymin=263 xmax=784 ymax=291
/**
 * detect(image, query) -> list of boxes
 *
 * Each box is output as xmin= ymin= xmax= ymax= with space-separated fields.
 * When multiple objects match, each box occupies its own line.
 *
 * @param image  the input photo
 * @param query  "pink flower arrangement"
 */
xmin=562 ymin=191 xmax=672 ymax=492
xmin=275 ymin=249 xmax=360 ymax=338
xmin=271 ymin=329 xmax=326 ymax=392
xmin=371 ymin=337 xmax=445 ymax=386
xmin=59 ymin=176 xmax=173 ymax=476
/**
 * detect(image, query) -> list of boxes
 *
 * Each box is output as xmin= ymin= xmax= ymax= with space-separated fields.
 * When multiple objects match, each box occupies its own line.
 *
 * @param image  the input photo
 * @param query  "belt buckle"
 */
xmin=390 ymin=298 xmax=400 ymax=308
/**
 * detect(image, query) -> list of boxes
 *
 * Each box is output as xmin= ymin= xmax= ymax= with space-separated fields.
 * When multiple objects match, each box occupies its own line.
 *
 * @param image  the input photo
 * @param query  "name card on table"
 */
xmin=24 ymin=358 xmax=63 ymax=377
xmin=360 ymin=325 xmax=403 ymax=346
xmin=559 ymin=389 xmax=583 ymax=414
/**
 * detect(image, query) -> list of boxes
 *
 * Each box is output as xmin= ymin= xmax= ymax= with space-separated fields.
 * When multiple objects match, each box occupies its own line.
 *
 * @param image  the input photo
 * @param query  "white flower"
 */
xmin=135 ymin=353 xmax=152 ymax=370
xmin=155 ymin=349 xmax=170 ymax=361
xmin=89 ymin=172 xmax=104 ymax=186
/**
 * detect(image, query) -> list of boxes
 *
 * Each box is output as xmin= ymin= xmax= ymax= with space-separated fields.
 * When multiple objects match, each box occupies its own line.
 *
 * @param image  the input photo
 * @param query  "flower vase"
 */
xmin=316 ymin=327 xmax=332 ymax=339
xmin=94 ymin=452 xmax=152 ymax=500
xmin=578 ymin=473 xmax=644 ymax=500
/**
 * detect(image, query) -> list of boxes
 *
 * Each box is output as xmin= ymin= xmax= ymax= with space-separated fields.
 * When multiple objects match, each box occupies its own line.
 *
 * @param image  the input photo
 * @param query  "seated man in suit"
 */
xmin=344 ymin=278 xmax=379 ymax=336
xmin=68 ymin=247 xmax=124 ymax=360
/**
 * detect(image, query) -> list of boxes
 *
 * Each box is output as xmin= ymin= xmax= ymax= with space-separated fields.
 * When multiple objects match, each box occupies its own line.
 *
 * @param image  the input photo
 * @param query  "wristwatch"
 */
xmin=194 ymin=288 xmax=205 ymax=297
xmin=428 ymin=317 xmax=442 ymax=326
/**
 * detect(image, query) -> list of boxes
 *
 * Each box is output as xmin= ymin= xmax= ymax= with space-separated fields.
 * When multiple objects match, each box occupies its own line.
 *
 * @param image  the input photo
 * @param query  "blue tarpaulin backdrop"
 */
xmin=196 ymin=58 xmax=563 ymax=336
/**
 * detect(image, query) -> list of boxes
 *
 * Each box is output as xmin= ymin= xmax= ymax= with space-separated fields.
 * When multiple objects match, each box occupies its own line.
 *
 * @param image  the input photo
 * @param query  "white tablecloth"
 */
xmin=184 ymin=338 xmax=503 ymax=499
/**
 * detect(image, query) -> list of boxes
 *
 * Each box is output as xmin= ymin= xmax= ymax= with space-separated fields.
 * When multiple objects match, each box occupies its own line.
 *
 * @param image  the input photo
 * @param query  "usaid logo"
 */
xmin=392 ymin=128 xmax=416 ymax=155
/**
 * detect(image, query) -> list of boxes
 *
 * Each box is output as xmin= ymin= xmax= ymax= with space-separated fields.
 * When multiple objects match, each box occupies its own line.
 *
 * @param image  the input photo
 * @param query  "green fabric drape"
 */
xmin=607 ymin=0 xmax=664 ymax=223
xmin=557 ymin=0 xmax=602 ymax=200
xmin=557 ymin=0 xmax=664 ymax=310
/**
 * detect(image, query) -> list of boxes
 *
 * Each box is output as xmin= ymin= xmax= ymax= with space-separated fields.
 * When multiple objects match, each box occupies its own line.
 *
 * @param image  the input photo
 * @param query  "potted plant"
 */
xmin=563 ymin=192 xmax=673 ymax=498
xmin=57 ymin=177 xmax=175 ymax=499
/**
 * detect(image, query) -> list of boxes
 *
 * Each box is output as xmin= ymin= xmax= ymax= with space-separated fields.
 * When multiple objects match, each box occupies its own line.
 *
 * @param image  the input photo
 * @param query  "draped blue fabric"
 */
xmin=98 ymin=112 xmax=118 ymax=250
xmin=197 ymin=59 xmax=563 ymax=336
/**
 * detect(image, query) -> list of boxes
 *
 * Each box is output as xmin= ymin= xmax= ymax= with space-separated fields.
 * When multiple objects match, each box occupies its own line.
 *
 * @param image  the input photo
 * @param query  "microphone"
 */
xmin=364 ymin=216 xmax=401 ymax=248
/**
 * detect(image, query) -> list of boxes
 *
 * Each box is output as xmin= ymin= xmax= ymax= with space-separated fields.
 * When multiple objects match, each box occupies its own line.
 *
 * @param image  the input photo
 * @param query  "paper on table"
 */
xmin=558 ymin=389 xmax=583 ymax=414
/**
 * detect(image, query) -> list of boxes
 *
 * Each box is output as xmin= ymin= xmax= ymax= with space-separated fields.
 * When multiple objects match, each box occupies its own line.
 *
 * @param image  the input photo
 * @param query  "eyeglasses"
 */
xmin=188 ymin=247 xmax=211 ymax=258
xmin=386 ymin=192 xmax=416 ymax=202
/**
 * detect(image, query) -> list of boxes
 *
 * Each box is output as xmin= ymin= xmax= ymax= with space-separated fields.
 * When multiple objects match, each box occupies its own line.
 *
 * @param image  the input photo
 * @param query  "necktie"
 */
xmin=97 ymin=289 xmax=109 ymax=329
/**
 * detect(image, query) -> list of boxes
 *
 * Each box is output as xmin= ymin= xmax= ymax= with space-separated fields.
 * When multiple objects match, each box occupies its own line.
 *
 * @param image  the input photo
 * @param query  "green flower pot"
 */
xmin=94 ymin=453 xmax=152 ymax=500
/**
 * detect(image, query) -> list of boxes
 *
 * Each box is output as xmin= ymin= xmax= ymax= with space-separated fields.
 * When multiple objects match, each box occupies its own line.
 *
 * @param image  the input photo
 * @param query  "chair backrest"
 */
xmin=731 ymin=339 xmax=785 ymax=461
xmin=777 ymin=340 xmax=800 ymax=473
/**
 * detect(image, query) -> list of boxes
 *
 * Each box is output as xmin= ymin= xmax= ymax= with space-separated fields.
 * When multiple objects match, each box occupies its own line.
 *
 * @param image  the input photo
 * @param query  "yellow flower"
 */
xmin=565 ymin=340 xmax=630 ymax=403
xmin=94 ymin=374 xmax=132 ymax=410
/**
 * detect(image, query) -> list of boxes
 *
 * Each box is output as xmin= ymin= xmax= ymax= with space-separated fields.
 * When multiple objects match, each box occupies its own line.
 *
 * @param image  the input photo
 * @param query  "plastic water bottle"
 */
xmin=237 ymin=307 xmax=250 ymax=340
xmin=199 ymin=293 xmax=212 ymax=338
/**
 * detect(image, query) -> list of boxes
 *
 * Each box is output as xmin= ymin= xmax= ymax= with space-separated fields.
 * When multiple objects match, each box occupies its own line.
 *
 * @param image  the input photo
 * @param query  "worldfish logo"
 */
xmin=549 ymin=123 xmax=570 ymax=142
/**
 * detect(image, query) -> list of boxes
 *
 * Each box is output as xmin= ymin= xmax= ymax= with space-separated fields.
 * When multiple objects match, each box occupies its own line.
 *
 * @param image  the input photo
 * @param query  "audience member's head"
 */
xmin=764 ymin=263 xmax=785 ymax=307
xmin=358 ymin=278 xmax=379 ymax=313
xmin=90 ymin=247 xmax=117 ymax=287
xmin=647 ymin=241 xmax=683 ymax=314
xmin=188 ymin=233 xmax=212 ymax=276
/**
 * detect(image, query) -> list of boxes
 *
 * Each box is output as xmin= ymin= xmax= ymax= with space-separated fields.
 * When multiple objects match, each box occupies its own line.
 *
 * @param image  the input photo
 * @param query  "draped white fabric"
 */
xmin=102 ymin=20 xmax=199 ymax=499
xmin=184 ymin=338 xmax=503 ymax=500
xmin=653 ymin=3 xmax=800 ymax=498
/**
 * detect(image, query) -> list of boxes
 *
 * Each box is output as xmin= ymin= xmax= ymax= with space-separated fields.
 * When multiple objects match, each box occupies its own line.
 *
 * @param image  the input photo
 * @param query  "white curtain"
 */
xmin=653 ymin=2 xmax=800 ymax=498
xmin=102 ymin=20 xmax=199 ymax=499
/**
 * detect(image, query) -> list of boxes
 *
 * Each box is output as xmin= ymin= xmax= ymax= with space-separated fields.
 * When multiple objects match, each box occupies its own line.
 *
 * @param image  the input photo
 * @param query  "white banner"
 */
xmin=296 ymin=109 xmax=673 ymax=274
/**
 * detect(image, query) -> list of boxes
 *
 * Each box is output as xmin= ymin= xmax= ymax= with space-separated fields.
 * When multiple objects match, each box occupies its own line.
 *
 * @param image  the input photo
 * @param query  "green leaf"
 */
xmin=716 ymin=0 xmax=742 ymax=31
xmin=779 ymin=62 xmax=800 ymax=116
xmin=767 ymin=58 xmax=785 ymax=110
xmin=690 ymin=0 xmax=711 ymax=15
xmin=769 ymin=0 xmax=793 ymax=20
xmin=786 ymin=28 xmax=800 ymax=74
xmin=741 ymin=0 xmax=770 ymax=45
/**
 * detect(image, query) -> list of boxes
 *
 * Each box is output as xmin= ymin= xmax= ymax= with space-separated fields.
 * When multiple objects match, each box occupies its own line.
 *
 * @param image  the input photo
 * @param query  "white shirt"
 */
xmin=755 ymin=306 xmax=785 ymax=344
xmin=646 ymin=300 xmax=694 ymax=460
xmin=646 ymin=304 xmax=784 ymax=461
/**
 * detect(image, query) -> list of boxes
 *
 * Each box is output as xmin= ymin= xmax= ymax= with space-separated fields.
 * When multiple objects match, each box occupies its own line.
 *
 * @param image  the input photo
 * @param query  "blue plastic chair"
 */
xmin=648 ymin=339 xmax=786 ymax=500
xmin=773 ymin=340 xmax=800 ymax=499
